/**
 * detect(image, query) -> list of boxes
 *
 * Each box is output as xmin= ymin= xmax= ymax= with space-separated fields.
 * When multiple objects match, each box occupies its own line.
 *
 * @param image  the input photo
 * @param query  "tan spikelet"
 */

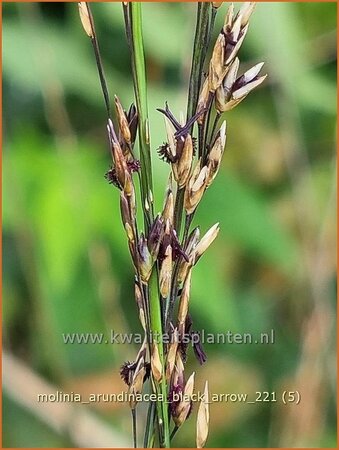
xmin=128 ymin=357 xmax=145 ymax=409
xmin=166 ymin=328 xmax=179 ymax=381
xmin=197 ymin=78 xmax=210 ymax=125
xmin=177 ymin=134 xmax=193 ymax=188
xmin=115 ymin=95 xmax=131 ymax=144
xmin=194 ymin=223 xmax=220 ymax=264
xmin=151 ymin=343 xmax=163 ymax=382
xmin=174 ymin=372 xmax=195 ymax=427
xmin=196 ymin=381 xmax=210 ymax=448
xmin=78 ymin=3 xmax=93 ymax=38
xmin=178 ymin=270 xmax=192 ymax=330
xmin=162 ymin=189 xmax=174 ymax=224
xmin=159 ymin=243 xmax=172 ymax=298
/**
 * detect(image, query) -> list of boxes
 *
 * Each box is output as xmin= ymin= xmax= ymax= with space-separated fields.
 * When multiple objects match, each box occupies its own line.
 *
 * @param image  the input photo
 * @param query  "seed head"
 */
xmin=216 ymin=61 xmax=266 ymax=112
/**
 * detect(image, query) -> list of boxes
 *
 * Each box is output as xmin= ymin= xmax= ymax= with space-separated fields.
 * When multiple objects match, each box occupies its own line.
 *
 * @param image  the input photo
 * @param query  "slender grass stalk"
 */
xmin=174 ymin=2 xmax=211 ymax=236
xmin=149 ymin=271 xmax=170 ymax=448
xmin=82 ymin=3 xmax=111 ymax=120
xmin=143 ymin=400 xmax=156 ymax=448
xmin=131 ymin=409 xmax=137 ymax=448
xmin=186 ymin=2 xmax=212 ymax=122
xmin=129 ymin=2 xmax=154 ymax=231
xmin=167 ymin=2 xmax=213 ymax=329
xmin=128 ymin=4 xmax=170 ymax=447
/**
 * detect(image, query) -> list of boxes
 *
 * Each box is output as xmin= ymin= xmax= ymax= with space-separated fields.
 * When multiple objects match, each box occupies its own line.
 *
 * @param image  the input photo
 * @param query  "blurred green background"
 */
xmin=2 ymin=1 xmax=337 ymax=448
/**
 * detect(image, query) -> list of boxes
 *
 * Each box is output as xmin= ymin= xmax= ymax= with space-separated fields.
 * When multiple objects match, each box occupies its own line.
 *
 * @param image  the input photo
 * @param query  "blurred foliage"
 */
xmin=3 ymin=2 xmax=337 ymax=448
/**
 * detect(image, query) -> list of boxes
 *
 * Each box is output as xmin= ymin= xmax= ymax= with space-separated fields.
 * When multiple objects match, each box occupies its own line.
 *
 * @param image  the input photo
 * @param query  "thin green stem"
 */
xmin=86 ymin=4 xmax=111 ymax=119
xmin=149 ymin=271 xmax=170 ymax=448
xmin=129 ymin=2 xmax=154 ymax=231
xmin=186 ymin=2 xmax=211 ymax=122
xmin=131 ymin=409 xmax=137 ymax=448
xmin=173 ymin=2 xmax=211 ymax=237
xmin=144 ymin=400 xmax=156 ymax=448
xmin=126 ymin=5 xmax=169 ymax=447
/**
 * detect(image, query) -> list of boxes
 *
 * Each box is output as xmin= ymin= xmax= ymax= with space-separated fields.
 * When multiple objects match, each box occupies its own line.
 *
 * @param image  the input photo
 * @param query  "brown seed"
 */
xmin=208 ymin=34 xmax=227 ymax=92
xmin=159 ymin=243 xmax=172 ymax=298
xmin=197 ymin=78 xmax=210 ymax=125
xmin=114 ymin=95 xmax=131 ymax=144
xmin=151 ymin=343 xmax=163 ymax=382
xmin=166 ymin=328 xmax=179 ymax=381
xmin=138 ymin=238 xmax=153 ymax=283
xmin=112 ymin=142 xmax=128 ymax=187
xmin=162 ymin=189 xmax=174 ymax=224
xmin=124 ymin=223 xmax=134 ymax=243
xmin=178 ymin=270 xmax=192 ymax=330
xmin=177 ymin=134 xmax=193 ymax=188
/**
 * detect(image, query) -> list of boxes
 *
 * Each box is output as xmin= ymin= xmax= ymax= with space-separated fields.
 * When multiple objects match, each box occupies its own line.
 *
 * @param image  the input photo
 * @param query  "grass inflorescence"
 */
xmin=78 ymin=2 xmax=266 ymax=448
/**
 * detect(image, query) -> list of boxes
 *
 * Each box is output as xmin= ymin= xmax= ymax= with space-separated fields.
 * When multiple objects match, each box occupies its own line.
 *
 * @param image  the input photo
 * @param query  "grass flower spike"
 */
xmin=79 ymin=2 xmax=265 ymax=447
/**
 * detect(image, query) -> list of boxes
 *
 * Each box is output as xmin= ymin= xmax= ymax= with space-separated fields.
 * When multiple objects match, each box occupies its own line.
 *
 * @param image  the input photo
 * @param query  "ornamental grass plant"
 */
xmin=78 ymin=2 xmax=266 ymax=447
